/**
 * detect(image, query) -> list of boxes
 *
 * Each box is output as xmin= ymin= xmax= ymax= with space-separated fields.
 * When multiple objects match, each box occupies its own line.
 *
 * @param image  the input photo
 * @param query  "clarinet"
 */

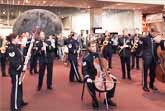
xmin=19 ymin=34 xmax=36 ymax=85
xmin=19 ymin=28 xmax=40 ymax=85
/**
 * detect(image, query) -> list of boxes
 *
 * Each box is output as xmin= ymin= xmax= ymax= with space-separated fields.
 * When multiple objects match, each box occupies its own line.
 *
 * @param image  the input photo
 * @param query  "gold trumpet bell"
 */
xmin=103 ymin=41 xmax=109 ymax=45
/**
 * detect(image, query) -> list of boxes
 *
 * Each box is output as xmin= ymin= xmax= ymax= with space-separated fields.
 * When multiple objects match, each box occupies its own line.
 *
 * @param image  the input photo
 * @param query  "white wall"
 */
xmin=0 ymin=26 xmax=13 ymax=37
xmin=102 ymin=10 xmax=142 ymax=34
xmin=71 ymin=13 xmax=90 ymax=34
xmin=133 ymin=10 xmax=142 ymax=33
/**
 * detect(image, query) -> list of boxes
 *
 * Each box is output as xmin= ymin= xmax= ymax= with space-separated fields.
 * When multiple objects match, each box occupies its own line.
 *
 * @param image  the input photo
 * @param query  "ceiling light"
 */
xmin=43 ymin=0 xmax=46 ymax=4
xmin=25 ymin=0 xmax=29 ymax=3
xmin=17 ymin=1 xmax=20 ymax=5
xmin=2 ymin=10 xmax=6 ymax=15
xmin=116 ymin=3 xmax=123 ymax=6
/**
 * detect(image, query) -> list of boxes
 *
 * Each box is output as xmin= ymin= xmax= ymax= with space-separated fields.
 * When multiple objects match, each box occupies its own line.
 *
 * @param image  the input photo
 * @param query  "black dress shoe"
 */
xmin=149 ymin=86 xmax=158 ymax=91
xmin=128 ymin=77 xmax=132 ymax=80
xmin=47 ymin=86 xmax=53 ymax=90
xmin=122 ymin=76 xmax=126 ymax=79
xmin=21 ymin=102 xmax=28 ymax=107
xmin=2 ymin=75 xmax=8 ymax=77
xmin=131 ymin=66 xmax=134 ymax=69
xmin=143 ymin=87 xmax=150 ymax=92
xmin=108 ymin=100 xmax=117 ymax=107
xmin=92 ymin=101 xmax=99 ymax=109
xmin=104 ymin=99 xmax=117 ymax=107
xmin=37 ymin=87 xmax=41 ymax=91
xmin=136 ymin=67 xmax=140 ymax=70
xmin=34 ymin=71 xmax=38 ymax=73
xmin=30 ymin=71 xmax=33 ymax=75
xmin=11 ymin=109 xmax=21 ymax=111
xmin=77 ymin=80 xmax=83 ymax=83
xmin=70 ymin=80 xmax=75 ymax=82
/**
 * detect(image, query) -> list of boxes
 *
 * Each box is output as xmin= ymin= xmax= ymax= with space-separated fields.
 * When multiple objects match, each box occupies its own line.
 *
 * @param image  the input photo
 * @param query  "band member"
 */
xmin=118 ymin=29 xmax=132 ymax=80
xmin=0 ymin=36 xmax=7 ymax=77
xmin=67 ymin=31 xmax=82 ymax=82
xmin=142 ymin=29 xmax=159 ymax=92
xmin=82 ymin=41 xmax=117 ymax=109
xmin=111 ymin=34 xmax=119 ymax=54
xmin=102 ymin=32 xmax=113 ymax=69
xmin=57 ymin=34 xmax=65 ymax=61
xmin=30 ymin=40 xmax=39 ymax=74
xmin=37 ymin=32 xmax=54 ymax=91
xmin=131 ymin=28 xmax=143 ymax=69
xmin=24 ymin=34 xmax=39 ymax=74
xmin=6 ymin=33 xmax=28 ymax=111
xmin=53 ymin=35 xmax=59 ymax=59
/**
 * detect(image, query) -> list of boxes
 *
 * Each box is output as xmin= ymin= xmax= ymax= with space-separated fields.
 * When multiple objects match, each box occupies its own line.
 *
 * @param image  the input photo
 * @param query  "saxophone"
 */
xmin=0 ymin=38 xmax=8 ymax=54
xmin=131 ymin=35 xmax=139 ymax=52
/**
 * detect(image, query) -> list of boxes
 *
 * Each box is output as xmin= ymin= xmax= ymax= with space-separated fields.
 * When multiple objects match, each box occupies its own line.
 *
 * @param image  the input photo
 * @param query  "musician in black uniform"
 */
xmin=54 ymin=35 xmax=59 ymax=59
xmin=118 ymin=29 xmax=132 ymax=80
xmin=102 ymin=32 xmax=113 ymax=69
xmin=0 ymin=36 xmax=7 ymax=77
xmin=82 ymin=41 xmax=117 ymax=109
xmin=37 ymin=32 xmax=55 ymax=91
xmin=142 ymin=29 xmax=159 ymax=92
xmin=67 ymin=32 xmax=82 ymax=82
xmin=6 ymin=33 xmax=28 ymax=111
xmin=24 ymin=35 xmax=38 ymax=74
xmin=131 ymin=28 xmax=143 ymax=69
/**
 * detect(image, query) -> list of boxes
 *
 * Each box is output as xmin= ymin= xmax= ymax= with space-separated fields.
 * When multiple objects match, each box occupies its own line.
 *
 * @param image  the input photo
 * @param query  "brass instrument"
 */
xmin=103 ymin=40 xmax=109 ymax=46
xmin=131 ymin=36 xmax=139 ymax=52
xmin=101 ymin=36 xmax=109 ymax=53
xmin=0 ymin=39 xmax=8 ymax=54
xmin=118 ymin=37 xmax=131 ymax=54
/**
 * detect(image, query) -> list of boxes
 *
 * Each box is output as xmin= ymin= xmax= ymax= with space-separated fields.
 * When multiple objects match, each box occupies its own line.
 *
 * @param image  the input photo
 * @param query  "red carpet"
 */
xmin=0 ymin=54 xmax=165 ymax=111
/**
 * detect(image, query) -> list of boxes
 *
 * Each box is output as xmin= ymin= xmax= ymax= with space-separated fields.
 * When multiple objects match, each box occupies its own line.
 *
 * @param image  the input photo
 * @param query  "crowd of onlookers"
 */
xmin=0 ymin=29 xmax=148 ymax=77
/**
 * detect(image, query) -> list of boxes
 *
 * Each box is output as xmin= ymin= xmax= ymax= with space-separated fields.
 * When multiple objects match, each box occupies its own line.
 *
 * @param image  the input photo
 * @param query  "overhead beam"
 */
xmin=96 ymin=0 xmax=165 ymax=5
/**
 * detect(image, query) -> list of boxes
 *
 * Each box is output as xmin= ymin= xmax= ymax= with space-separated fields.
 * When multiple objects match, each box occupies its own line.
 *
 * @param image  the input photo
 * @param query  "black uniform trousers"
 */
xmin=86 ymin=78 xmax=116 ymax=103
xmin=69 ymin=54 xmax=82 ymax=82
xmin=30 ymin=54 xmax=38 ymax=73
xmin=38 ymin=60 xmax=53 ymax=89
xmin=120 ymin=56 xmax=131 ymax=78
xmin=112 ymin=45 xmax=117 ymax=54
xmin=107 ymin=54 xmax=112 ymax=69
xmin=143 ymin=56 xmax=156 ymax=88
xmin=131 ymin=52 xmax=140 ymax=69
xmin=0 ymin=54 xmax=6 ymax=76
xmin=10 ymin=74 xmax=24 ymax=110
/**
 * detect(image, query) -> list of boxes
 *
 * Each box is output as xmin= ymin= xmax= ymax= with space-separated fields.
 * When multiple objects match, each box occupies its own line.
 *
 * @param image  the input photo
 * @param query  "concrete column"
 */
xmin=133 ymin=10 xmax=143 ymax=33
xmin=89 ymin=8 xmax=103 ymax=33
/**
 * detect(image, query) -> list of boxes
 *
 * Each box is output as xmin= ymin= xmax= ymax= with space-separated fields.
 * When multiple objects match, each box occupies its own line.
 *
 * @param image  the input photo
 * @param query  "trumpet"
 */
xmin=131 ymin=36 xmax=139 ymax=52
xmin=103 ymin=40 xmax=109 ymax=46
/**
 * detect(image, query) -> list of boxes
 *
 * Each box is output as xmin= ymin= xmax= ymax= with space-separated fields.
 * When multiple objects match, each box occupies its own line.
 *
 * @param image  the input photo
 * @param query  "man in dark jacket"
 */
xmin=118 ymin=29 xmax=132 ymax=80
xmin=37 ymin=32 xmax=55 ymax=91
